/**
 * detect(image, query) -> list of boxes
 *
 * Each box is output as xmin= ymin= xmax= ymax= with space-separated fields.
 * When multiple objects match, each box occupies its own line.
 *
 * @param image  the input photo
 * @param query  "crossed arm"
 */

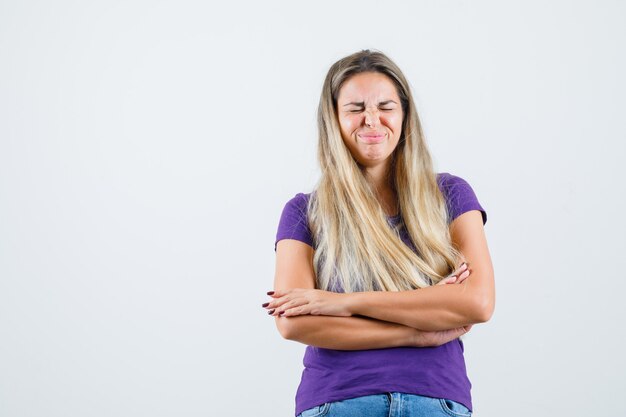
xmin=267 ymin=210 xmax=495 ymax=349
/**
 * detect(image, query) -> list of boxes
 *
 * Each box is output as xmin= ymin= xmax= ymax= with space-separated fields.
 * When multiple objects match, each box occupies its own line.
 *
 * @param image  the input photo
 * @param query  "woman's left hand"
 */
xmin=262 ymin=289 xmax=351 ymax=318
xmin=436 ymin=262 xmax=471 ymax=286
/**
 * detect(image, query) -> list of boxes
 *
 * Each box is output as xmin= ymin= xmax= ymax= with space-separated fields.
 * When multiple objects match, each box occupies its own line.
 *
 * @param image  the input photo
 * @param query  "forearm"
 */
xmin=348 ymin=279 xmax=494 ymax=331
xmin=275 ymin=315 xmax=417 ymax=350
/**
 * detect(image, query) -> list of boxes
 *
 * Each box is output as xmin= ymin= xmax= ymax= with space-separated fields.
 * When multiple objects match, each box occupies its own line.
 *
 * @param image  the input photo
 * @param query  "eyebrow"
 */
xmin=342 ymin=100 xmax=398 ymax=107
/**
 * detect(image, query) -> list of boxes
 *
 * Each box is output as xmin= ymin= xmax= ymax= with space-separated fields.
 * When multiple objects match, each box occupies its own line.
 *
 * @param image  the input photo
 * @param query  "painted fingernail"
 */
xmin=267 ymin=291 xmax=275 ymax=295
xmin=278 ymin=311 xmax=285 ymax=316
xmin=268 ymin=309 xmax=275 ymax=315
xmin=262 ymin=302 xmax=270 ymax=308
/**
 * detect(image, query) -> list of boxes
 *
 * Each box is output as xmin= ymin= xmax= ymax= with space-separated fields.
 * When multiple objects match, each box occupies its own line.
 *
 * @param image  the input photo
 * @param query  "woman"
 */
xmin=262 ymin=50 xmax=494 ymax=417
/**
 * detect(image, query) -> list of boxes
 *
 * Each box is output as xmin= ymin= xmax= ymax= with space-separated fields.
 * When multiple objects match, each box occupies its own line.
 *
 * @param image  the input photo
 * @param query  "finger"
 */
xmin=440 ymin=265 xmax=471 ymax=285
xmin=456 ymin=269 xmax=471 ymax=284
xmin=267 ymin=289 xmax=290 ymax=298
xmin=271 ymin=297 xmax=296 ymax=312
xmin=264 ymin=295 xmax=291 ymax=310
xmin=270 ymin=298 xmax=308 ymax=315
xmin=441 ymin=327 xmax=468 ymax=343
xmin=441 ymin=263 xmax=468 ymax=284
xmin=278 ymin=305 xmax=309 ymax=318
xmin=454 ymin=262 xmax=468 ymax=275
xmin=420 ymin=327 xmax=467 ymax=347
xmin=436 ymin=276 xmax=457 ymax=286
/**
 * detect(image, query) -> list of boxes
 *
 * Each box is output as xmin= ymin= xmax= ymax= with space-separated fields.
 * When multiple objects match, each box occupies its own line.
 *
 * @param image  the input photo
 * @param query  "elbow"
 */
xmin=275 ymin=317 xmax=296 ymax=340
xmin=471 ymin=292 xmax=495 ymax=323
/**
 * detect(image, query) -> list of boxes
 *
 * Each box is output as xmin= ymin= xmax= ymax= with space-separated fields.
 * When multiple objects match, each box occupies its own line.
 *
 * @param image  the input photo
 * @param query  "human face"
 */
xmin=336 ymin=72 xmax=403 ymax=173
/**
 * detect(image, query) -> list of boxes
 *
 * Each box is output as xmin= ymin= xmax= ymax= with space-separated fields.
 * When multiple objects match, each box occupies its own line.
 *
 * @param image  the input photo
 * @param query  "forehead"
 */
xmin=337 ymin=72 xmax=399 ymax=103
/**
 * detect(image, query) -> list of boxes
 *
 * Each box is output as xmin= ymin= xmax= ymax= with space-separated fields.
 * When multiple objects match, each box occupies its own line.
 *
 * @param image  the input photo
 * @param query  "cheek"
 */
xmin=339 ymin=116 xmax=359 ymax=136
xmin=382 ymin=114 xmax=403 ymax=133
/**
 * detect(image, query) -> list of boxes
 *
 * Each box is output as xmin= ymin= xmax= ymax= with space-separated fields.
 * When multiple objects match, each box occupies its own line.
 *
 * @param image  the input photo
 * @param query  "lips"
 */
xmin=357 ymin=132 xmax=386 ymax=144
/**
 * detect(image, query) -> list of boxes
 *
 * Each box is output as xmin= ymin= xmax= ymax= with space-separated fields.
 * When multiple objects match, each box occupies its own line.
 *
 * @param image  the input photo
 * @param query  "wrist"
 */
xmin=343 ymin=292 xmax=360 ymax=316
xmin=410 ymin=328 xmax=424 ymax=347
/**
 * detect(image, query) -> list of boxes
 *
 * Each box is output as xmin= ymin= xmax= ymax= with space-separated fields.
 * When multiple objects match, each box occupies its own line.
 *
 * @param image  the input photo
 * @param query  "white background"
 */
xmin=1 ymin=1 xmax=625 ymax=416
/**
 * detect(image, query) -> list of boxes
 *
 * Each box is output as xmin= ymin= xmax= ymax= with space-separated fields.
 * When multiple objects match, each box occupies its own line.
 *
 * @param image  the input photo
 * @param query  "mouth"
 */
xmin=357 ymin=133 xmax=386 ymax=144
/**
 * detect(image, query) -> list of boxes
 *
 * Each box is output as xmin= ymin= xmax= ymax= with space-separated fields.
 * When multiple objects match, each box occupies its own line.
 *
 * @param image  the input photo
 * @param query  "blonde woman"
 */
xmin=262 ymin=50 xmax=494 ymax=417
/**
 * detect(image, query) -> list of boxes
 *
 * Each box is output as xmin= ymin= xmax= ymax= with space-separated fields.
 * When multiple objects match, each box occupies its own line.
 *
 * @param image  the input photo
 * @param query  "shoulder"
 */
xmin=279 ymin=192 xmax=312 ymax=224
xmin=436 ymin=172 xmax=487 ymax=225
xmin=284 ymin=192 xmax=311 ymax=212
xmin=437 ymin=172 xmax=470 ymax=189
xmin=275 ymin=192 xmax=314 ymax=250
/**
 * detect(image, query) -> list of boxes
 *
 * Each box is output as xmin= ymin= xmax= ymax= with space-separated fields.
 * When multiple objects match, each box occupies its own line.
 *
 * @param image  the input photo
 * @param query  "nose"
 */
xmin=364 ymin=108 xmax=380 ymax=128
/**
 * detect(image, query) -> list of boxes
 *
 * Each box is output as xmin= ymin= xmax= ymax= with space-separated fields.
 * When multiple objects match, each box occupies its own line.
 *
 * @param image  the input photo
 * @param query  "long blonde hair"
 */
xmin=308 ymin=49 xmax=463 ymax=293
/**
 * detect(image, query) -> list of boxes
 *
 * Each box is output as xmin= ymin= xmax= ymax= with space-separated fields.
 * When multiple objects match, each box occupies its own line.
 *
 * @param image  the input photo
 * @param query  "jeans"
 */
xmin=297 ymin=393 xmax=472 ymax=417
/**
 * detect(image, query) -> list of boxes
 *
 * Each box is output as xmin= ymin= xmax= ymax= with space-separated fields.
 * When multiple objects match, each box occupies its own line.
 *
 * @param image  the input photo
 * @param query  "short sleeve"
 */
xmin=437 ymin=173 xmax=487 ymax=225
xmin=274 ymin=193 xmax=314 ymax=251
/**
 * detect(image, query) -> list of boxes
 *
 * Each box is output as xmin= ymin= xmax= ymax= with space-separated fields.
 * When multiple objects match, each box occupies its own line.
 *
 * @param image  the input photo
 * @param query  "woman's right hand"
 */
xmin=412 ymin=325 xmax=473 ymax=347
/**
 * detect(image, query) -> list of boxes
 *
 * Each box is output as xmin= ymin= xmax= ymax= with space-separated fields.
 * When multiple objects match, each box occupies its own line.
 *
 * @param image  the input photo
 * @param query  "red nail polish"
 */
xmin=262 ymin=302 xmax=270 ymax=308
xmin=267 ymin=291 xmax=275 ymax=295
xmin=268 ymin=309 xmax=275 ymax=315
xmin=278 ymin=311 xmax=285 ymax=316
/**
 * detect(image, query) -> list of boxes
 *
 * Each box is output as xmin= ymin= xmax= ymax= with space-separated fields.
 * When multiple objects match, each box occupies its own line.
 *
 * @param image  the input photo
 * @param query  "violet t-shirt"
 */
xmin=274 ymin=172 xmax=487 ymax=416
